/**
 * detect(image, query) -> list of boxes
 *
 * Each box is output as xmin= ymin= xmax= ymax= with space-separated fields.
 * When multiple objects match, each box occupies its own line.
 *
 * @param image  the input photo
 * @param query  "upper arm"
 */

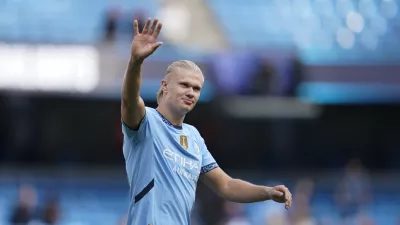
xmin=200 ymin=167 xmax=232 ymax=197
xmin=121 ymin=106 xmax=150 ymax=159
xmin=121 ymin=96 xmax=146 ymax=130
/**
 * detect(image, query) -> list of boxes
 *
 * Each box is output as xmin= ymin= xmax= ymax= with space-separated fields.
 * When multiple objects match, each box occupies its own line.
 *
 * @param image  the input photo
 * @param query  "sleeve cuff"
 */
xmin=122 ymin=114 xmax=146 ymax=132
xmin=201 ymin=162 xmax=219 ymax=174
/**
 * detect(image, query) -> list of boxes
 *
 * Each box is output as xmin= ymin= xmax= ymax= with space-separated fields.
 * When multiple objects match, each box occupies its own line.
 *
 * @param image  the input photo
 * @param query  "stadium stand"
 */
xmin=0 ymin=0 xmax=158 ymax=43
xmin=207 ymin=0 xmax=400 ymax=64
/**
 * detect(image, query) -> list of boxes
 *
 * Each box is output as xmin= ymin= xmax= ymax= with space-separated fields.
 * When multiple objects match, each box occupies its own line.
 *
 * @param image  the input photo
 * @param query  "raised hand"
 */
xmin=130 ymin=18 xmax=163 ymax=62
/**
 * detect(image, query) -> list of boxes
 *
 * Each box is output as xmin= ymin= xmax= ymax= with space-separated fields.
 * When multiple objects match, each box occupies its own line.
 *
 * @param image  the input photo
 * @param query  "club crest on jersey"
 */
xmin=180 ymin=135 xmax=189 ymax=150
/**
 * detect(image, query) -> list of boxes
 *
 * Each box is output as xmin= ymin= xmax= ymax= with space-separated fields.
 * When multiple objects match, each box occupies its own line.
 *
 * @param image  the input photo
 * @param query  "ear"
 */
xmin=161 ymin=80 xmax=168 ymax=92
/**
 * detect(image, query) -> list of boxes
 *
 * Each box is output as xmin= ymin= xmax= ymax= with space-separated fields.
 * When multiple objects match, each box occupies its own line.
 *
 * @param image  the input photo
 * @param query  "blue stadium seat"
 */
xmin=207 ymin=0 xmax=400 ymax=64
xmin=0 ymin=0 xmax=159 ymax=44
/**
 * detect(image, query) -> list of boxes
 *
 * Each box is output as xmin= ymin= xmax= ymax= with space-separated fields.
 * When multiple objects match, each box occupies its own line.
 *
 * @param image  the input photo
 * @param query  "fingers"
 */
xmin=283 ymin=186 xmax=292 ymax=210
xmin=142 ymin=18 xmax=152 ymax=34
xmin=275 ymin=185 xmax=292 ymax=210
xmin=152 ymin=41 xmax=163 ymax=51
xmin=133 ymin=20 xmax=139 ymax=36
xmin=271 ymin=190 xmax=283 ymax=198
xmin=134 ymin=17 xmax=162 ymax=38
xmin=149 ymin=18 xmax=158 ymax=35
xmin=153 ymin=22 xmax=163 ymax=38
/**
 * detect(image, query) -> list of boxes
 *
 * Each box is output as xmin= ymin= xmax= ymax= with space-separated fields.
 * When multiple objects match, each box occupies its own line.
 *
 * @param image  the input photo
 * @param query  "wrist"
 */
xmin=129 ymin=56 xmax=144 ymax=66
xmin=263 ymin=186 xmax=273 ymax=200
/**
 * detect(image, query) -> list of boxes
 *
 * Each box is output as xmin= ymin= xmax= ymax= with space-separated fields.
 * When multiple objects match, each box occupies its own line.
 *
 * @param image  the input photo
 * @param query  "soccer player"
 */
xmin=121 ymin=18 xmax=293 ymax=225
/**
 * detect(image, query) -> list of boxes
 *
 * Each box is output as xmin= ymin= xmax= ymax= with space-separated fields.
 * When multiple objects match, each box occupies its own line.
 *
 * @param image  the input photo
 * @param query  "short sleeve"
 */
xmin=199 ymin=137 xmax=219 ymax=174
xmin=121 ymin=113 xmax=148 ymax=141
xmin=121 ymin=108 xmax=151 ymax=160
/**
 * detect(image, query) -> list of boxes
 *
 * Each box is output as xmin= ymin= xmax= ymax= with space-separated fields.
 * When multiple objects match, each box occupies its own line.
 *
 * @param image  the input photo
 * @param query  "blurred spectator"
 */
xmin=354 ymin=211 xmax=376 ymax=225
xmin=247 ymin=59 xmax=276 ymax=96
xmin=117 ymin=213 xmax=127 ymax=225
xmin=40 ymin=195 xmax=60 ymax=225
xmin=335 ymin=158 xmax=373 ymax=224
xmin=264 ymin=205 xmax=289 ymax=225
xmin=288 ymin=178 xmax=317 ymax=225
xmin=118 ymin=9 xmax=147 ymax=40
xmin=218 ymin=201 xmax=250 ymax=225
xmin=9 ymin=185 xmax=39 ymax=225
xmin=103 ymin=7 xmax=147 ymax=43
xmin=103 ymin=6 xmax=122 ymax=42
xmin=284 ymin=57 xmax=304 ymax=97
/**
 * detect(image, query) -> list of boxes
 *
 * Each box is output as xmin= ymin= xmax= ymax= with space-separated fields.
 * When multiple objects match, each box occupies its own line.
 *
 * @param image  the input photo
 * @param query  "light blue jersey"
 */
xmin=122 ymin=107 xmax=219 ymax=225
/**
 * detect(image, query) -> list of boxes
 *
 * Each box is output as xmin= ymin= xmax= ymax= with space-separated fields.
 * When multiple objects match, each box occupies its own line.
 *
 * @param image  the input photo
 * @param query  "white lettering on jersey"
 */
xmin=163 ymin=149 xmax=200 ymax=171
xmin=172 ymin=166 xmax=198 ymax=181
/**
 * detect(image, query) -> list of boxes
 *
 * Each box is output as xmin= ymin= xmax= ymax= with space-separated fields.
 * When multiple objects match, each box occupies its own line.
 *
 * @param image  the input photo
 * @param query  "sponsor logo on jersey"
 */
xmin=163 ymin=149 xmax=200 ymax=171
xmin=163 ymin=149 xmax=200 ymax=181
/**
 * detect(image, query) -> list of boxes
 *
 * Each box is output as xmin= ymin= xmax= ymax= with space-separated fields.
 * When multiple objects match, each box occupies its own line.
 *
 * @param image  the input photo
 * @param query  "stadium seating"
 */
xmin=2 ymin=0 xmax=400 ymax=64
xmin=0 ymin=0 xmax=211 ymax=61
xmin=0 ymin=0 xmax=158 ymax=44
xmin=207 ymin=0 xmax=400 ymax=64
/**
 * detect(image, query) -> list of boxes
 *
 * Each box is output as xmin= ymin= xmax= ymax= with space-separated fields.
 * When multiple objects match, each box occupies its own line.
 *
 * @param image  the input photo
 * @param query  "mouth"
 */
xmin=183 ymin=99 xmax=194 ymax=105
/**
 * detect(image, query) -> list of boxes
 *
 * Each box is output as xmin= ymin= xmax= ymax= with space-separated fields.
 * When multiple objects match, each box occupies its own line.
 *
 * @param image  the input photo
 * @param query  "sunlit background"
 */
xmin=0 ymin=0 xmax=400 ymax=224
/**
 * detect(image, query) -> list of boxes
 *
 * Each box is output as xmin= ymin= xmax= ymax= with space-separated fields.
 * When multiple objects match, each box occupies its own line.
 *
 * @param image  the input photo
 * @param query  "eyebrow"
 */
xmin=180 ymin=81 xmax=202 ymax=89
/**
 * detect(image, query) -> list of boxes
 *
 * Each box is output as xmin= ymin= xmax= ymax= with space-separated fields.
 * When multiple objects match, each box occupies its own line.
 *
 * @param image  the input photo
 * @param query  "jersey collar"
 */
xmin=156 ymin=110 xmax=183 ymax=130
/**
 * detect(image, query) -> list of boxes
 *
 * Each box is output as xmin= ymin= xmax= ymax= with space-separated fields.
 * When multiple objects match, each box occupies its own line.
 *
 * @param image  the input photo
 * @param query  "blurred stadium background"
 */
xmin=1 ymin=0 xmax=400 ymax=224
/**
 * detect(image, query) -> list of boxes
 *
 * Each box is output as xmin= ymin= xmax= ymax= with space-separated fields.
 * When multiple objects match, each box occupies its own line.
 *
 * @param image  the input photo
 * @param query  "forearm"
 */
xmin=121 ymin=58 xmax=146 ymax=128
xmin=222 ymin=179 xmax=272 ymax=203
xmin=121 ymin=58 xmax=143 ymax=105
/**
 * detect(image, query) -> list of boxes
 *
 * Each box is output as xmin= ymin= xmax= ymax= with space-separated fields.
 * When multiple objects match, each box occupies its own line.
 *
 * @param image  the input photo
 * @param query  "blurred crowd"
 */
xmin=204 ymin=158 xmax=380 ymax=225
xmin=9 ymin=185 xmax=59 ymax=225
xmin=6 ymin=157 xmax=393 ymax=225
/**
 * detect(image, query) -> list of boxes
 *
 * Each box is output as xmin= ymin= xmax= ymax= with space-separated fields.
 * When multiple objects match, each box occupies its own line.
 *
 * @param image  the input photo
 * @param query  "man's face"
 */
xmin=163 ymin=68 xmax=204 ymax=114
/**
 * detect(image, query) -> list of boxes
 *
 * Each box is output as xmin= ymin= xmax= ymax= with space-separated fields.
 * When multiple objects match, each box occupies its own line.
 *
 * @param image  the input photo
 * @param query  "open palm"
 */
xmin=131 ymin=18 xmax=163 ymax=61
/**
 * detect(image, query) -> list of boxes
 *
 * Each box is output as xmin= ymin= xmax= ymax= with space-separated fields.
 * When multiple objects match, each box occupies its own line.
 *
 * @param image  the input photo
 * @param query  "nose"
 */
xmin=186 ymin=88 xmax=194 ymax=98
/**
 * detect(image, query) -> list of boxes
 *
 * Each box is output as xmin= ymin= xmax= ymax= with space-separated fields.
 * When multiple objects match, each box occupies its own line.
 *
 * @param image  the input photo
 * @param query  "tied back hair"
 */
xmin=157 ymin=60 xmax=202 ymax=104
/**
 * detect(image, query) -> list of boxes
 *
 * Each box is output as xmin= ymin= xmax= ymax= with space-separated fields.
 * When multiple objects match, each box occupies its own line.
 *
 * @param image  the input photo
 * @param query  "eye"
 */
xmin=180 ymin=83 xmax=189 ymax=88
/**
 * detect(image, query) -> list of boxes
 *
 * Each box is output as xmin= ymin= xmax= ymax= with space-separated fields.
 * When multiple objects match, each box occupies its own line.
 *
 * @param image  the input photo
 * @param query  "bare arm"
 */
xmin=121 ymin=18 xmax=163 ymax=129
xmin=121 ymin=59 xmax=146 ymax=129
xmin=200 ymin=167 xmax=292 ymax=209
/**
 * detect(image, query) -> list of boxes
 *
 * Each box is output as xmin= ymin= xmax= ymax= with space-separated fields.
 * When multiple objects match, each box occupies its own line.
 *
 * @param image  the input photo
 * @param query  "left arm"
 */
xmin=200 ymin=167 xmax=292 ymax=208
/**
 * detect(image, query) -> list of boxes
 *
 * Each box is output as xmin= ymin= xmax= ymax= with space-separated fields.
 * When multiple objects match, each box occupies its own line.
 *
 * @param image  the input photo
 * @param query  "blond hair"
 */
xmin=157 ymin=60 xmax=203 ymax=104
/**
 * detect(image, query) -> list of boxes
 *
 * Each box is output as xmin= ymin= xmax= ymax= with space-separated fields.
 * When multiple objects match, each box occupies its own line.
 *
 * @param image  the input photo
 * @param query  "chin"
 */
xmin=181 ymin=105 xmax=194 ymax=113
xmin=183 ymin=106 xmax=193 ymax=112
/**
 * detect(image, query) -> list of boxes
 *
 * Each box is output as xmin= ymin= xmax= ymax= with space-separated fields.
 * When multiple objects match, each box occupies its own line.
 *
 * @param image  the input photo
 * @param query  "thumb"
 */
xmin=271 ymin=190 xmax=284 ymax=198
xmin=152 ymin=42 xmax=163 ymax=51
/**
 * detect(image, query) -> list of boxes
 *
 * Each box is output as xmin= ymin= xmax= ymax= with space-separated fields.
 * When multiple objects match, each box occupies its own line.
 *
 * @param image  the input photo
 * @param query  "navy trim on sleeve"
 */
xmin=122 ymin=114 xmax=146 ymax=131
xmin=134 ymin=179 xmax=154 ymax=203
xmin=201 ymin=162 xmax=219 ymax=174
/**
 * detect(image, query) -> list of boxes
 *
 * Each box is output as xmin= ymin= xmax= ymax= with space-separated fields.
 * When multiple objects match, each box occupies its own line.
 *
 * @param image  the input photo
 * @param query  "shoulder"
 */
xmin=122 ymin=107 xmax=156 ymax=135
xmin=143 ymin=107 xmax=159 ymax=122
xmin=184 ymin=123 xmax=203 ymax=139
xmin=144 ymin=106 xmax=157 ymax=116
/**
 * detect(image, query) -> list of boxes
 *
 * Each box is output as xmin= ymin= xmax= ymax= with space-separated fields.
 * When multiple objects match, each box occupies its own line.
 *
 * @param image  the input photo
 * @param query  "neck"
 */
xmin=156 ymin=103 xmax=185 ymax=126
